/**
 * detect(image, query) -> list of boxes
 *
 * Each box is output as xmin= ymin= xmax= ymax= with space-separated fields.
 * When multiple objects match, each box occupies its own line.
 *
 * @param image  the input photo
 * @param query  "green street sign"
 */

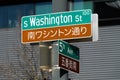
xmin=22 ymin=9 xmax=91 ymax=30
xmin=58 ymin=40 xmax=79 ymax=60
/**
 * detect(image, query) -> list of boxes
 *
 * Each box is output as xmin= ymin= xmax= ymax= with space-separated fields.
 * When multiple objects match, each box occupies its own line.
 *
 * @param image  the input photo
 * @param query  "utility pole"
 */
xmin=52 ymin=0 xmax=68 ymax=80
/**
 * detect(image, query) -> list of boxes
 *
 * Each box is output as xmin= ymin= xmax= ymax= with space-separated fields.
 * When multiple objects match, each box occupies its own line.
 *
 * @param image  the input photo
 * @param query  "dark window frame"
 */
xmin=94 ymin=1 xmax=120 ymax=26
xmin=0 ymin=0 xmax=52 ymax=6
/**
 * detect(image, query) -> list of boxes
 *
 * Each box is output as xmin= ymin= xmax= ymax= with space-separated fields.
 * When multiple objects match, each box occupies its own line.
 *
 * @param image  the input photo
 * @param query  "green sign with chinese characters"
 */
xmin=58 ymin=40 xmax=79 ymax=60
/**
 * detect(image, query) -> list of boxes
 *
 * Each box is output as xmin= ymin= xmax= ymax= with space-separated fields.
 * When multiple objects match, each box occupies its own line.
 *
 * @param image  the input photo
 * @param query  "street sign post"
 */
xmin=58 ymin=40 xmax=80 ymax=73
xmin=21 ymin=9 xmax=92 ymax=43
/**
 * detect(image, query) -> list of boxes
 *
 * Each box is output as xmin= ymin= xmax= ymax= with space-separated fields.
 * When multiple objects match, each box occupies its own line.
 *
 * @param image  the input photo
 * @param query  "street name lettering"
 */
xmin=22 ymin=9 xmax=91 ymax=30
xmin=58 ymin=40 xmax=79 ymax=60
xmin=21 ymin=9 xmax=92 ymax=43
xmin=29 ymin=15 xmax=73 ymax=27
xmin=59 ymin=54 xmax=79 ymax=73
xmin=22 ymin=24 xmax=91 ymax=43
xmin=58 ymin=40 xmax=80 ymax=73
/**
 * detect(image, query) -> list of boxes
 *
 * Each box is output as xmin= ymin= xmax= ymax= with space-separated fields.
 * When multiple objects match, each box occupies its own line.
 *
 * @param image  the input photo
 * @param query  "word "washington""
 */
xmin=23 ymin=14 xmax=82 ymax=28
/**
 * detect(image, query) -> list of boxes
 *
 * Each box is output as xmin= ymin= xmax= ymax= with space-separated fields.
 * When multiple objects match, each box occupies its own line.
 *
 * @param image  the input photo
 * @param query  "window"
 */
xmin=71 ymin=0 xmax=93 ymax=11
xmin=35 ymin=2 xmax=52 ymax=14
xmin=94 ymin=1 xmax=120 ymax=25
xmin=0 ymin=4 xmax=34 ymax=28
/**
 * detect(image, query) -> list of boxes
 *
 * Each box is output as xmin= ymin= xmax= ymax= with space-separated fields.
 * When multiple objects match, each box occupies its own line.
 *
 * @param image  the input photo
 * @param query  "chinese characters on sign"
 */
xmin=22 ymin=24 xmax=91 ymax=43
xmin=58 ymin=40 xmax=80 ymax=73
xmin=59 ymin=54 xmax=79 ymax=73
xmin=21 ymin=9 xmax=92 ymax=43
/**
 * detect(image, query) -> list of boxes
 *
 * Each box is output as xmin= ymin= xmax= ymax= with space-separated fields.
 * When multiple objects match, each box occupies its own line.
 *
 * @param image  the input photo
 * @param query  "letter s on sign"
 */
xmin=24 ymin=21 xmax=28 ymax=28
